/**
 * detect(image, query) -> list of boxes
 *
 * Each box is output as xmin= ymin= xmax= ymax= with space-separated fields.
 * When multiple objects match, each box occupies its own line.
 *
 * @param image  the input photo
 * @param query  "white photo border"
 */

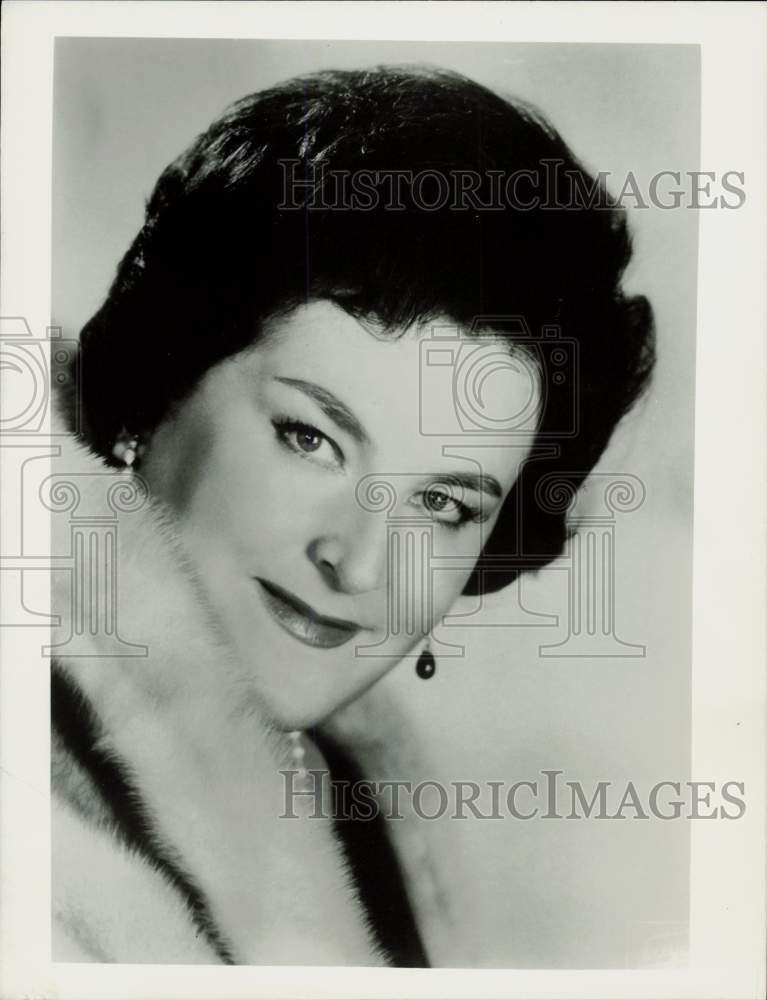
xmin=1 ymin=2 xmax=764 ymax=998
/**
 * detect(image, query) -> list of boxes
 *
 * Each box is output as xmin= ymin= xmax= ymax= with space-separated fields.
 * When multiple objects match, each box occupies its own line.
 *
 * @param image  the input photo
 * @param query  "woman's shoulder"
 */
xmin=52 ymin=796 xmax=219 ymax=963
xmin=50 ymin=655 xmax=386 ymax=965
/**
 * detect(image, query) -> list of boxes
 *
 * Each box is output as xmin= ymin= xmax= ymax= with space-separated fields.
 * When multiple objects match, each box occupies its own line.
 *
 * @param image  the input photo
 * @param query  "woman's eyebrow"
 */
xmin=432 ymin=471 xmax=503 ymax=499
xmin=274 ymin=376 xmax=370 ymax=445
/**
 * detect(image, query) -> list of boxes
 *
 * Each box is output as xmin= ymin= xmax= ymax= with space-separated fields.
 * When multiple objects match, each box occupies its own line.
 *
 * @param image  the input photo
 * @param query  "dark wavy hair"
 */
xmin=64 ymin=66 xmax=655 ymax=595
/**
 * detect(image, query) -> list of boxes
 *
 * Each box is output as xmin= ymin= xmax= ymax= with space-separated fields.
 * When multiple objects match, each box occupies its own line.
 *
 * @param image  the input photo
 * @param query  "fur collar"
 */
xmin=49 ymin=428 xmax=466 ymax=965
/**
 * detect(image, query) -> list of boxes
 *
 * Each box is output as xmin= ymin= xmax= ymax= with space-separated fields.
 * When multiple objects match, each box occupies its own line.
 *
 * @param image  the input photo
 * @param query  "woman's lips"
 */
xmin=255 ymin=577 xmax=364 ymax=649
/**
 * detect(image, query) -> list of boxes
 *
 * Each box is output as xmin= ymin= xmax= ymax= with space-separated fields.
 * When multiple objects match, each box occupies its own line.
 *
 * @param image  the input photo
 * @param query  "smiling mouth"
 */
xmin=255 ymin=578 xmax=364 ymax=649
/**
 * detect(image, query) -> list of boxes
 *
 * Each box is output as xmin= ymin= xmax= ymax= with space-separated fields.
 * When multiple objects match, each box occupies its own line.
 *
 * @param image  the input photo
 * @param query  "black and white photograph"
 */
xmin=0 ymin=3 xmax=765 ymax=999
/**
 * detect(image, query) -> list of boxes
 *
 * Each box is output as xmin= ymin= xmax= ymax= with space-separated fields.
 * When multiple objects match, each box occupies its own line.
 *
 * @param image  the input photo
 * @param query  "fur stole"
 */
xmin=49 ymin=428 xmax=467 ymax=965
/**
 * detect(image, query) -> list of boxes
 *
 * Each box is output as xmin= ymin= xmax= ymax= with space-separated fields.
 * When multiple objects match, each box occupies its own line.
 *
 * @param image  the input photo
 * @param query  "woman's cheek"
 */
xmin=235 ymin=459 xmax=333 ymax=550
xmin=431 ymin=516 xmax=497 ymax=604
xmin=431 ymin=517 xmax=484 ymax=561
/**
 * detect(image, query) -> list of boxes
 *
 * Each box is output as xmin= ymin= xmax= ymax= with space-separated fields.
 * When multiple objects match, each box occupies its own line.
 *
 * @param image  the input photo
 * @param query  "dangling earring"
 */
xmin=416 ymin=640 xmax=436 ymax=680
xmin=112 ymin=427 xmax=143 ymax=469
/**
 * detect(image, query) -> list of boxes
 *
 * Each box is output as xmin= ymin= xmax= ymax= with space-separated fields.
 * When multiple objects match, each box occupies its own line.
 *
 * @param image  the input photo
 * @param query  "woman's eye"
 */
xmin=273 ymin=418 xmax=343 ymax=468
xmin=425 ymin=488 xmax=458 ymax=514
xmin=418 ymin=485 xmax=481 ymax=529
xmin=295 ymin=428 xmax=322 ymax=453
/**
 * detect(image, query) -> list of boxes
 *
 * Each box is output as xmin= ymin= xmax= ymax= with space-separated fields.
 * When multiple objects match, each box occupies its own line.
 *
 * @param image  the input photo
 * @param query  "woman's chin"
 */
xmin=256 ymin=672 xmax=387 ymax=733
xmin=263 ymin=699 xmax=340 ymax=734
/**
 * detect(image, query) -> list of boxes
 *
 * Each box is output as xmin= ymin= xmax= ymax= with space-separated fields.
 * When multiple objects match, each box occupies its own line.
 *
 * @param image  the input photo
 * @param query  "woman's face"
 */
xmin=142 ymin=301 xmax=539 ymax=729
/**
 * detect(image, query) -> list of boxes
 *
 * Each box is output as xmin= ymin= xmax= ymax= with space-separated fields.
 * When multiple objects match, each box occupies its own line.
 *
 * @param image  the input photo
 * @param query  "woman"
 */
xmin=51 ymin=66 xmax=655 ymax=965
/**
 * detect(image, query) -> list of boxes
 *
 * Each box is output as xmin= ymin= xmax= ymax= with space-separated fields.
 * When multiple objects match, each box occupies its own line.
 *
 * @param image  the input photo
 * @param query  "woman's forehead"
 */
xmin=249 ymin=300 xmax=538 ymax=404
xmin=232 ymin=300 xmax=540 ymax=487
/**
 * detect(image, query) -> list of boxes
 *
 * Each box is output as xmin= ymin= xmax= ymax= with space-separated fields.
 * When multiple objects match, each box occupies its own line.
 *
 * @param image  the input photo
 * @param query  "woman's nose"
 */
xmin=307 ymin=512 xmax=388 ymax=595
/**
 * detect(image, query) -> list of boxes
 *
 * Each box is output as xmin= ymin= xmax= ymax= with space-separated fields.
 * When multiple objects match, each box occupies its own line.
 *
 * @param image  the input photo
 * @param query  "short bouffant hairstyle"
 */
xmin=65 ymin=66 xmax=655 ymax=595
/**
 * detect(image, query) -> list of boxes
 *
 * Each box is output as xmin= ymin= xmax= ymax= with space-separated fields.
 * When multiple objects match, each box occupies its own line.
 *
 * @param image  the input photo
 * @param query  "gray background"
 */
xmin=52 ymin=38 xmax=699 ymax=968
